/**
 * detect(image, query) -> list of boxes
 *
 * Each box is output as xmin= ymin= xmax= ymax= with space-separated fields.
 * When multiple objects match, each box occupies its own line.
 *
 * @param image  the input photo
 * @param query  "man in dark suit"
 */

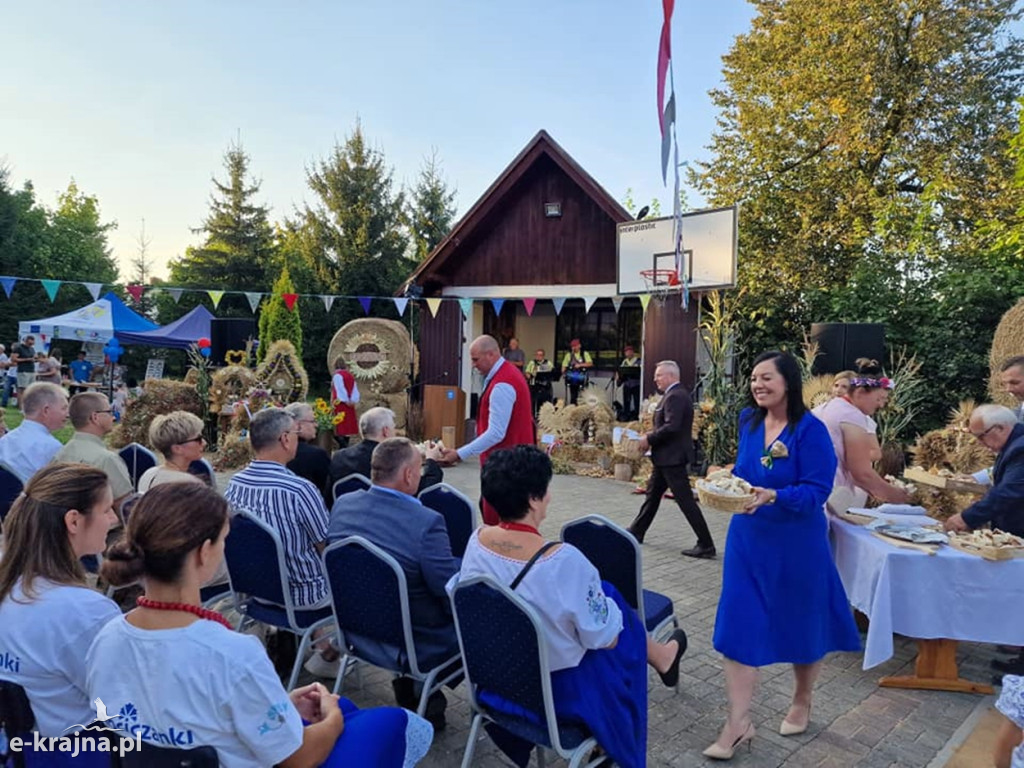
xmin=626 ymin=360 xmax=716 ymax=558
xmin=328 ymin=406 xmax=443 ymax=495
xmin=284 ymin=402 xmax=331 ymax=507
xmin=327 ymin=437 xmax=460 ymax=727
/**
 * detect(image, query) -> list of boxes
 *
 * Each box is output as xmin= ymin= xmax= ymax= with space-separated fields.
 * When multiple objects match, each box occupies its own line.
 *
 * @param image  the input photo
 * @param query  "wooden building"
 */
xmin=403 ymin=130 xmax=699 ymax=412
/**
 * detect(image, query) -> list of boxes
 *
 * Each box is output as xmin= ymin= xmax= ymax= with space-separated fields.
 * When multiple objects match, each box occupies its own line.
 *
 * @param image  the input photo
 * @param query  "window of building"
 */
xmin=554 ymin=299 xmax=642 ymax=371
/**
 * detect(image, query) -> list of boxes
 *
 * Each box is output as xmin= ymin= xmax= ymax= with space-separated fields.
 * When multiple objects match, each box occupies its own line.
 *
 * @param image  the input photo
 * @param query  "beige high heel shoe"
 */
xmin=779 ymin=704 xmax=811 ymax=736
xmin=702 ymin=723 xmax=755 ymax=760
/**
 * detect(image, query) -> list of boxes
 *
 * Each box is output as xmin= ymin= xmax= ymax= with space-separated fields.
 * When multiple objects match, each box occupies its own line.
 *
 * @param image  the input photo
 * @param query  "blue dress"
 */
xmin=713 ymin=409 xmax=861 ymax=666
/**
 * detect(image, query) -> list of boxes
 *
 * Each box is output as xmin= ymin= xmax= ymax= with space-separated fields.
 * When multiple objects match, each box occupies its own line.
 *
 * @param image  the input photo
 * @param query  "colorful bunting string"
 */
xmin=0 ymin=278 xmax=14 ymax=299
xmin=358 ymin=297 xmax=372 ymax=315
xmin=246 ymin=292 xmax=263 ymax=312
xmin=320 ymin=295 xmax=335 ymax=313
xmin=522 ymin=298 xmax=537 ymax=316
xmin=126 ymin=284 xmax=145 ymax=303
xmin=41 ymin=280 xmax=61 ymax=302
xmin=208 ymin=290 xmax=225 ymax=309
xmin=393 ymin=297 xmax=409 ymax=317
xmin=490 ymin=298 xmax=505 ymax=316
xmin=612 ymin=297 xmax=624 ymax=313
xmin=426 ymin=298 xmax=443 ymax=318
xmin=458 ymin=298 xmax=474 ymax=319
xmin=583 ymin=296 xmax=597 ymax=313
xmin=552 ymin=297 xmax=567 ymax=316
xmin=282 ymin=293 xmax=298 ymax=312
xmin=639 ymin=294 xmax=652 ymax=313
xmin=167 ymin=288 xmax=183 ymax=304
xmin=83 ymin=282 xmax=102 ymax=301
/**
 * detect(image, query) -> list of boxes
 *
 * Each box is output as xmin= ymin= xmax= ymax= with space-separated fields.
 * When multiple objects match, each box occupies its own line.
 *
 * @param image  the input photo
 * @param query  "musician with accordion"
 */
xmin=561 ymin=338 xmax=593 ymax=405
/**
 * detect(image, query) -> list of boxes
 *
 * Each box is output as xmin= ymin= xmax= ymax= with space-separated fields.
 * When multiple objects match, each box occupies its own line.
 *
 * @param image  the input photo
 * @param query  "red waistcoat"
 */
xmin=478 ymin=360 xmax=535 ymax=466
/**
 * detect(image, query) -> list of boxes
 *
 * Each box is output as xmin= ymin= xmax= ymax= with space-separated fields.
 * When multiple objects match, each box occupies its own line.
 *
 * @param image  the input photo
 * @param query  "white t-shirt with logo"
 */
xmin=86 ymin=617 xmax=302 ymax=768
xmin=0 ymin=579 xmax=121 ymax=736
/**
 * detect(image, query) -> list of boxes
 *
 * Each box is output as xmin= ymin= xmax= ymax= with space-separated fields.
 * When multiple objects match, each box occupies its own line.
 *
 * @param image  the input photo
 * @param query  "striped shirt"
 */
xmin=225 ymin=460 xmax=329 ymax=607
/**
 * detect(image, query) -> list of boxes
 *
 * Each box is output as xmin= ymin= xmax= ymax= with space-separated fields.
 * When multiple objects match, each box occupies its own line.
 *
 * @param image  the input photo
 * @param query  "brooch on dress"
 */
xmin=760 ymin=440 xmax=789 ymax=469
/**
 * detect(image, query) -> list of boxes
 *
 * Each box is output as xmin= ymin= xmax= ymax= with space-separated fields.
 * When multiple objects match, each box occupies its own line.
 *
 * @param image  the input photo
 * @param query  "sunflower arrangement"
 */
xmin=313 ymin=398 xmax=335 ymax=432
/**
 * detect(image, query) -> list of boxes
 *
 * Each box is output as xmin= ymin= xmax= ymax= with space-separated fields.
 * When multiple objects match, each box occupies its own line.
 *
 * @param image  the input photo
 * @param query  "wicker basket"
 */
xmin=696 ymin=480 xmax=755 ymax=513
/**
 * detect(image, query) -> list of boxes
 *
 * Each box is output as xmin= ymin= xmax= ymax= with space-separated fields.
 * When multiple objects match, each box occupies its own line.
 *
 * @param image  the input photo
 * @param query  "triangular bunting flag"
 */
xmin=490 ymin=298 xmax=505 ymax=316
xmin=126 ymin=284 xmax=145 ymax=303
xmin=583 ymin=296 xmax=598 ymax=314
xmin=522 ymin=298 xmax=537 ymax=316
xmin=0 ymin=278 xmax=15 ymax=298
xmin=282 ymin=293 xmax=298 ymax=312
xmin=358 ymin=297 xmax=372 ymax=315
xmin=207 ymin=290 xmax=224 ymax=309
xmin=552 ymin=297 xmax=567 ymax=315
xmin=612 ymin=297 xmax=624 ymax=313
xmin=245 ymin=292 xmax=262 ymax=313
xmin=393 ymin=297 xmax=409 ymax=316
xmin=458 ymin=298 xmax=473 ymax=318
xmin=640 ymin=294 xmax=652 ymax=312
xmin=83 ymin=282 xmax=102 ymax=300
xmin=426 ymin=298 xmax=443 ymax=318
xmin=41 ymin=280 xmax=61 ymax=302
xmin=321 ymin=295 xmax=335 ymax=313
xmin=168 ymin=288 xmax=183 ymax=304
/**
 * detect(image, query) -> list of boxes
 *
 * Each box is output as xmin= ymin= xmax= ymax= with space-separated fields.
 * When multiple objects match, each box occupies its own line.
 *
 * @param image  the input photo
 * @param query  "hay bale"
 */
xmin=989 ymin=298 xmax=1024 ymax=405
xmin=803 ymin=375 xmax=834 ymax=410
xmin=256 ymin=340 xmax=308 ymax=403
xmin=109 ymin=379 xmax=204 ymax=449
xmin=327 ymin=318 xmax=415 ymax=394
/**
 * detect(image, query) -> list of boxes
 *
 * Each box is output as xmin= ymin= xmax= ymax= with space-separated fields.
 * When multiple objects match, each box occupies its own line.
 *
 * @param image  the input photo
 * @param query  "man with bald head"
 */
xmin=440 ymin=335 xmax=534 ymax=524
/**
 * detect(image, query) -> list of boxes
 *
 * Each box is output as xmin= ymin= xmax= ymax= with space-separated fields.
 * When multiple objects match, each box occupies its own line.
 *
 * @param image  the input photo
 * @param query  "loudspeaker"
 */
xmin=210 ymin=318 xmax=257 ymax=365
xmin=810 ymin=323 xmax=885 ymax=375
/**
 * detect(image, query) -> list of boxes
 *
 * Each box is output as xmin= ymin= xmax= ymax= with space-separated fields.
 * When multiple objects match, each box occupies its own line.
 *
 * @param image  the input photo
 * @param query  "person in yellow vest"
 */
xmin=618 ymin=345 xmax=642 ymax=421
xmin=525 ymin=348 xmax=554 ymax=416
xmin=561 ymin=339 xmax=593 ymax=405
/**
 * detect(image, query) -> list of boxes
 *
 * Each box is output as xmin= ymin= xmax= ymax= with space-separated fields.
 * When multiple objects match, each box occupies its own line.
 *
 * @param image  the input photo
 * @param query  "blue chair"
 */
xmin=0 ymin=465 xmax=24 ymax=526
xmin=118 ymin=443 xmax=158 ymax=491
xmin=561 ymin=514 xmax=678 ymax=641
xmin=451 ymin=576 xmax=604 ymax=768
xmin=331 ymin=473 xmax=371 ymax=504
xmin=0 ymin=680 xmax=34 ymax=768
xmin=121 ymin=742 xmax=218 ymax=768
xmin=419 ymin=482 xmax=477 ymax=558
xmin=224 ymin=512 xmax=333 ymax=690
xmin=188 ymin=458 xmax=216 ymax=490
xmin=320 ymin=537 xmax=464 ymax=712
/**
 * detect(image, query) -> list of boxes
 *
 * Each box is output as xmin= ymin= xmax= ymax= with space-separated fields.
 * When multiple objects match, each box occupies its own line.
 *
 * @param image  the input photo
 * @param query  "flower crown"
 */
xmin=851 ymin=376 xmax=893 ymax=390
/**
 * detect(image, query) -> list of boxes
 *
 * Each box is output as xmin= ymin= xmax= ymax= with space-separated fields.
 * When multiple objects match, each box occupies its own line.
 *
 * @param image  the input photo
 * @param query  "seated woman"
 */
xmin=813 ymin=358 xmax=911 ymax=511
xmin=0 ymin=463 xmax=121 ymax=767
xmin=449 ymin=445 xmax=685 ymax=768
xmin=138 ymin=411 xmax=209 ymax=492
xmin=87 ymin=482 xmax=432 ymax=768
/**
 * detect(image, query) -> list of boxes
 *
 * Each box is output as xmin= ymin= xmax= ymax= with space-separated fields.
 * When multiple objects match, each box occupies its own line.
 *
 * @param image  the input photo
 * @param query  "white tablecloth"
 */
xmin=832 ymin=517 xmax=1024 ymax=669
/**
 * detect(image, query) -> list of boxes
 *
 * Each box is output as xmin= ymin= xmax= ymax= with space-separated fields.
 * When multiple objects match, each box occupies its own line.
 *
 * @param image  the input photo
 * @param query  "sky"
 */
xmin=1 ymin=0 xmax=756 ymax=281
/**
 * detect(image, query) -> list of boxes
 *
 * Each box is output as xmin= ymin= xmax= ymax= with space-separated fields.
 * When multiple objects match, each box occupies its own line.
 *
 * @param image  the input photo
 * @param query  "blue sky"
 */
xmin=1 ymin=0 xmax=755 ymax=280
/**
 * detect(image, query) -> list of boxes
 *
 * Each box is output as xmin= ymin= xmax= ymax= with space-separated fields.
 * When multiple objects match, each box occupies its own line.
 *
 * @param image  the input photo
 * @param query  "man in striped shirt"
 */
xmin=225 ymin=408 xmax=330 ymax=608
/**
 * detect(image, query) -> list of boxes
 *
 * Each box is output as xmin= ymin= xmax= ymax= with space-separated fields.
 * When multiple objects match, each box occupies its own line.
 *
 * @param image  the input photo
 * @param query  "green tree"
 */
xmin=259 ymin=268 xmax=302 ymax=361
xmin=46 ymin=179 xmax=119 ymax=282
xmin=408 ymin=150 xmax=457 ymax=262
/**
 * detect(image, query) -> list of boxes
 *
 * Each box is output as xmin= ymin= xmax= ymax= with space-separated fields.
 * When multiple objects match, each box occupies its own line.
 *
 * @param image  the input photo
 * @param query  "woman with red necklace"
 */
xmin=812 ymin=358 xmax=912 ymax=510
xmin=88 ymin=483 xmax=433 ymax=768
xmin=449 ymin=445 xmax=686 ymax=768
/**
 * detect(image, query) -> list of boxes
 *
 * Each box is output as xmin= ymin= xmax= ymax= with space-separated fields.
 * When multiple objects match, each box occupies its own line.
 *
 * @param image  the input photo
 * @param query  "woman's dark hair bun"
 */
xmin=854 ymin=358 xmax=883 ymax=377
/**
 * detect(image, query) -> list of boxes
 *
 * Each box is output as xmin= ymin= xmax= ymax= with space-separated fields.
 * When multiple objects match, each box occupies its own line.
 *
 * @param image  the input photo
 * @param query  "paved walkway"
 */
xmin=300 ymin=462 xmax=1000 ymax=767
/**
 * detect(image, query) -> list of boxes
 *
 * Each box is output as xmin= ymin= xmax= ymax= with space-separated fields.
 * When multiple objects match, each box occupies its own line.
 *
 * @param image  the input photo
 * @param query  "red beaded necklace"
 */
xmin=498 ymin=521 xmax=542 ymax=536
xmin=136 ymin=596 xmax=234 ymax=630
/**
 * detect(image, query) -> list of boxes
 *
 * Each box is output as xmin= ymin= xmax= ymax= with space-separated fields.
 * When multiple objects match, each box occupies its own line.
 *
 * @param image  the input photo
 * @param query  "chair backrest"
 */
xmin=0 ymin=465 xmax=24 ymax=524
xmin=560 ymin=515 xmax=643 ymax=617
xmin=331 ymin=473 xmax=371 ymax=503
xmin=418 ymin=482 xmax=477 ymax=558
xmin=451 ymin=576 xmax=563 ymax=750
xmin=118 ymin=443 xmax=158 ymax=490
xmin=322 ymin=537 xmax=417 ymax=672
xmin=224 ymin=511 xmax=291 ymax=615
xmin=121 ymin=742 xmax=218 ymax=768
xmin=187 ymin=458 xmax=216 ymax=490
xmin=0 ymin=680 xmax=35 ymax=735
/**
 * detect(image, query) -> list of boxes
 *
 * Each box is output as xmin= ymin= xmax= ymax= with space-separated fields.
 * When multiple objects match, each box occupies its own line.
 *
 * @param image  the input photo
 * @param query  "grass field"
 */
xmin=3 ymin=406 xmax=75 ymax=443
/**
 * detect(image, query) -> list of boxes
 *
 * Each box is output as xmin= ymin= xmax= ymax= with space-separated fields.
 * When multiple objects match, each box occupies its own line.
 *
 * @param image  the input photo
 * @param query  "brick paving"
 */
xmin=291 ymin=461 xmax=1001 ymax=767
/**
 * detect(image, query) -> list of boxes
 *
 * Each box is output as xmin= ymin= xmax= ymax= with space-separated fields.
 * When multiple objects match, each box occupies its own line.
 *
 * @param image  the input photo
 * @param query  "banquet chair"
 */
xmin=561 ymin=515 xmax=679 ymax=641
xmin=224 ymin=512 xmax=333 ymax=690
xmin=0 ymin=465 xmax=24 ymax=525
xmin=0 ymin=680 xmax=34 ymax=768
xmin=320 ymin=537 xmax=464 ymax=712
xmin=187 ymin=458 xmax=217 ymax=490
xmin=418 ymin=482 xmax=477 ymax=558
xmin=118 ymin=443 xmax=158 ymax=491
xmin=330 ymin=473 xmax=371 ymax=504
xmin=451 ymin=576 xmax=606 ymax=768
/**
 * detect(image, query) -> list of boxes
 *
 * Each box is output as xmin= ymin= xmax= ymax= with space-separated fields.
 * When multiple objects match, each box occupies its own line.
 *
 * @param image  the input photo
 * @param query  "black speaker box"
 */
xmin=810 ymin=323 xmax=885 ymax=375
xmin=210 ymin=318 xmax=257 ymax=365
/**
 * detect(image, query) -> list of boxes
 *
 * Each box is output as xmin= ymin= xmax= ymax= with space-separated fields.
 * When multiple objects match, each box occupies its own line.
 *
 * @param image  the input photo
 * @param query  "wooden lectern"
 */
xmin=423 ymin=385 xmax=467 ymax=448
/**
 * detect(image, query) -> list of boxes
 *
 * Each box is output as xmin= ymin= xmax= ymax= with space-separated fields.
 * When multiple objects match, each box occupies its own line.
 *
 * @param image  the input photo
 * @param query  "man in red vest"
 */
xmin=440 ymin=335 xmax=534 ymax=525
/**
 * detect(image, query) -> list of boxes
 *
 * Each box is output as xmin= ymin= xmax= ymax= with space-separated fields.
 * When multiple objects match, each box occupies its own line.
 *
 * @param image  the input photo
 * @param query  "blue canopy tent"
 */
xmin=19 ymin=292 xmax=157 ymax=344
xmin=117 ymin=305 xmax=214 ymax=350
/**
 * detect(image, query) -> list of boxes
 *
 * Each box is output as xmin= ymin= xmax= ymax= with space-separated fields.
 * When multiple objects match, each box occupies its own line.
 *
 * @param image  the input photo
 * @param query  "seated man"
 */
xmin=328 ymin=406 xmax=442 ymax=494
xmin=328 ymin=437 xmax=460 ymax=728
xmin=525 ymin=348 xmax=554 ymax=417
xmin=0 ymin=382 xmax=69 ymax=482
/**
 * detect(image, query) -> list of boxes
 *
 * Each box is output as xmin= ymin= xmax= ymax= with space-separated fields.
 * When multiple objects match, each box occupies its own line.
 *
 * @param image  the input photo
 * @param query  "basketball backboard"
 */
xmin=616 ymin=205 xmax=738 ymax=295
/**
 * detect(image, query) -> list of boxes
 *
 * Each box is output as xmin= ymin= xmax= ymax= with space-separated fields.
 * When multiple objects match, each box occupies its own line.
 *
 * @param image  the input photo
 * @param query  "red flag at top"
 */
xmin=126 ymin=284 xmax=145 ymax=303
xmin=282 ymin=293 xmax=298 ymax=311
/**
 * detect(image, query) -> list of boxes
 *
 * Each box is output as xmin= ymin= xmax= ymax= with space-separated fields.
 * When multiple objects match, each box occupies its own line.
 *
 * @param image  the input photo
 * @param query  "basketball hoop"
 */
xmin=639 ymin=268 xmax=680 ymax=302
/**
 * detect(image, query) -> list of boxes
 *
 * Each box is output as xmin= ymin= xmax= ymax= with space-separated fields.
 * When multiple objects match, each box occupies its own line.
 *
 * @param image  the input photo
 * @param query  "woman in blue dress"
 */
xmin=704 ymin=351 xmax=860 ymax=760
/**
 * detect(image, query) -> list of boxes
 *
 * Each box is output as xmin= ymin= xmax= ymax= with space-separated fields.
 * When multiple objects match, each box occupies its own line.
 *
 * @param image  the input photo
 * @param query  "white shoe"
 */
xmin=303 ymin=651 xmax=341 ymax=679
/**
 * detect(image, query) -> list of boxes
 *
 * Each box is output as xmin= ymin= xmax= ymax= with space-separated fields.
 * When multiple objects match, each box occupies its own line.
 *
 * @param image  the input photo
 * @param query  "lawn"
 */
xmin=4 ymin=406 xmax=75 ymax=444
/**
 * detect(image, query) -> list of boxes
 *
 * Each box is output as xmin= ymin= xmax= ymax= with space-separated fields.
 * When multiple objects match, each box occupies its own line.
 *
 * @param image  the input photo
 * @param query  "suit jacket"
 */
xmin=328 ymin=439 xmax=443 ymax=494
xmin=963 ymin=422 xmax=1024 ymax=536
xmin=647 ymin=382 xmax=696 ymax=468
xmin=328 ymin=486 xmax=460 ymax=664
xmin=287 ymin=441 xmax=331 ymax=507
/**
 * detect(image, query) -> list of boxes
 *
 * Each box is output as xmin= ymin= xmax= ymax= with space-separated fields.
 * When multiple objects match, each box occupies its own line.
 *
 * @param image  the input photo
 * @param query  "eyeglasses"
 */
xmin=970 ymin=425 xmax=999 ymax=440
xmin=94 ymin=409 xmax=114 ymax=415
xmin=178 ymin=435 xmax=205 ymax=445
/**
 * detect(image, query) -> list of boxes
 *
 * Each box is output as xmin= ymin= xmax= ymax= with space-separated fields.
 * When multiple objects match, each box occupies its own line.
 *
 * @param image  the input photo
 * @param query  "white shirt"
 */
xmin=0 ymin=579 xmax=120 ymax=736
xmin=0 ymin=419 xmax=62 ymax=482
xmin=448 ymin=530 xmax=622 ymax=671
xmin=86 ymin=617 xmax=302 ymax=768
xmin=331 ymin=373 xmax=360 ymax=404
xmin=458 ymin=357 xmax=516 ymax=461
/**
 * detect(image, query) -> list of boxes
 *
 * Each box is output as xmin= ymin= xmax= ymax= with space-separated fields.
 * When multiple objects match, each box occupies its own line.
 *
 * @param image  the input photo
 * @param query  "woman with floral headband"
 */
xmin=812 ymin=358 xmax=911 ymax=511
xmin=704 ymin=351 xmax=860 ymax=760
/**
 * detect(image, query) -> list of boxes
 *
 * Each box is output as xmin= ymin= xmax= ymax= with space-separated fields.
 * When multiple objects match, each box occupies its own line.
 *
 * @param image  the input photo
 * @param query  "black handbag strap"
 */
xmin=509 ymin=541 xmax=558 ymax=591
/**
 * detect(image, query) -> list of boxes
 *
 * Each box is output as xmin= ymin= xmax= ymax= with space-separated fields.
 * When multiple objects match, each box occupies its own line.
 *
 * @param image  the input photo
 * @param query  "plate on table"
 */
xmin=868 ymin=521 xmax=949 ymax=545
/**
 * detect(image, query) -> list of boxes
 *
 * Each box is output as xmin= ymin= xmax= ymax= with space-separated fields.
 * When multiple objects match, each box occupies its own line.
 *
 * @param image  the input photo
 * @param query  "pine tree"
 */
xmin=408 ymin=149 xmax=457 ymax=262
xmin=259 ymin=268 xmax=302 ymax=361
